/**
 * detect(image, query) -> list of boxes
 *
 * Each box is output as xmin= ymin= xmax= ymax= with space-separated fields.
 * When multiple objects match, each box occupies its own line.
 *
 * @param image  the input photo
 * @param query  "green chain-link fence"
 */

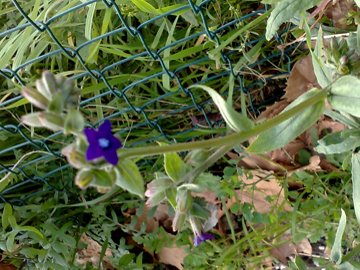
xmin=0 ymin=0 xmax=292 ymax=204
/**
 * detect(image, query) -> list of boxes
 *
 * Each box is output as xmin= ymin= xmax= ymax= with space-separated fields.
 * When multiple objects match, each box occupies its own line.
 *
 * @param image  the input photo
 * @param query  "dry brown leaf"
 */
xmin=158 ymin=245 xmax=187 ymax=270
xmin=270 ymin=231 xmax=312 ymax=264
xmin=284 ymin=55 xmax=318 ymax=103
xmin=238 ymin=153 xmax=287 ymax=172
xmin=325 ymin=0 xmax=358 ymax=29
xmin=259 ymin=100 xmax=288 ymax=120
xmin=76 ymin=234 xmax=113 ymax=269
xmin=225 ymin=171 xmax=292 ymax=214
xmin=134 ymin=205 xmax=159 ymax=233
xmin=291 ymin=155 xmax=321 ymax=174
xmin=0 ymin=264 xmax=17 ymax=270
xmin=317 ymin=117 xmax=346 ymax=137
xmin=270 ymin=140 xmax=306 ymax=167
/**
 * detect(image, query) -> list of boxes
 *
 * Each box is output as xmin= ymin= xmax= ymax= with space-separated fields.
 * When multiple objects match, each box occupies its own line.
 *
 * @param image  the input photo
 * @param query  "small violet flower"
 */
xmin=194 ymin=232 xmax=214 ymax=247
xmin=84 ymin=120 xmax=122 ymax=165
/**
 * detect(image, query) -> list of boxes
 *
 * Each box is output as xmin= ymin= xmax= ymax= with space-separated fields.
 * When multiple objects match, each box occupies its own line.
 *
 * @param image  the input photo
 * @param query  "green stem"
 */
xmin=118 ymin=90 xmax=327 ymax=158
xmin=187 ymin=145 xmax=232 ymax=183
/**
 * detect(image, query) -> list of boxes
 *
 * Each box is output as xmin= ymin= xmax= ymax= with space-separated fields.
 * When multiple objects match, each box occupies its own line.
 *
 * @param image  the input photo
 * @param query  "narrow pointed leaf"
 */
xmin=351 ymin=153 xmax=360 ymax=225
xmin=189 ymin=85 xmax=253 ymax=132
xmin=330 ymin=209 xmax=346 ymax=264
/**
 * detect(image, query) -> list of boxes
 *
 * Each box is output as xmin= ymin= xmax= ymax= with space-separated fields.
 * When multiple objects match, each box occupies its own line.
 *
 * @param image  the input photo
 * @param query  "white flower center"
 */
xmin=98 ymin=138 xmax=110 ymax=149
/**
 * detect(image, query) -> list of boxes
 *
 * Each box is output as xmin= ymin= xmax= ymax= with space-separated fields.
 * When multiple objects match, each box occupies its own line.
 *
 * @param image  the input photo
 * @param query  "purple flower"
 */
xmin=194 ymin=232 xmax=214 ymax=247
xmin=84 ymin=120 xmax=122 ymax=165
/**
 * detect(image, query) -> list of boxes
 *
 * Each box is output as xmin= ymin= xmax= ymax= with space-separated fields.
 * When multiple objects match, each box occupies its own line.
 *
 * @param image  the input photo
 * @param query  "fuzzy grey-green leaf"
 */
xmin=248 ymin=88 xmax=325 ymax=153
xmin=315 ymin=129 xmax=360 ymax=154
xmin=351 ymin=153 xmax=360 ymax=225
xmin=266 ymin=0 xmax=321 ymax=40
xmin=164 ymin=151 xmax=187 ymax=182
xmin=115 ymin=159 xmax=144 ymax=198
xmin=329 ymin=75 xmax=360 ymax=117
xmin=330 ymin=209 xmax=346 ymax=264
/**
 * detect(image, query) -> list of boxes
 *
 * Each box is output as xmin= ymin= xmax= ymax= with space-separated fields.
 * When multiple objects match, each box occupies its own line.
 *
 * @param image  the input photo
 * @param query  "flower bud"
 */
xmin=37 ymin=71 xmax=57 ymax=100
xmin=61 ymin=143 xmax=87 ymax=169
xmin=21 ymin=87 xmax=49 ymax=110
xmin=38 ymin=112 xmax=64 ymax=131
xmin=75 ymin=169 xmax=94 ymax=189
xmin=172 ymin=211 xmax=186 ymax=232
xmin=144 ymin=177 xmax=173 ymax=207
xmin=75 ymin=168 xmax=114 ymax=190
xmin=21 ymin=113 xmax=43 ymax=127
xmin=176 ymin=189 xmax=192 ymax=213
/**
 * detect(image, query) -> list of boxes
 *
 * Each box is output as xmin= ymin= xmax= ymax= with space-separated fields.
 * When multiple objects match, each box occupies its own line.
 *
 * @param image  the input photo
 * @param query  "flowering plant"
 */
xmin=19 ymin=70 xmax=360 ymax=250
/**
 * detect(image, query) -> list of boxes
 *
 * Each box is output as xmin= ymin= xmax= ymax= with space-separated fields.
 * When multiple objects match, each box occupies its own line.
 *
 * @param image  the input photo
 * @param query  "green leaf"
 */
xmin=85 ymin=2 xmax=97 ymax=40
xmin=189 ymin=85 xmax=253 ymax=132
xmin=19 ymin=225 xmax=45 ymax=240
xmin=330 ymin=209 xmax=346 ymax=264
xmin=248 ymin=88 xmax=325 ymax=153
xmin=355 ymin=0 xmax=360 ymax=8
xmin=20 ymin=247 xmax=47 ymax=259
xmin=339 ymin=262 xmax=357 ymax=270
xmin=329 ymin=75 xmax=360 ymax=117
xmin=294 ymin=255 xmax=309 ymax=270
xmin=266 ymin=0 xmax=321 ymax=40
xmin=115 ymin=159 xmax=144 ymax=198
xmin=118 ymin=253 xmax=135 ymax=267
xmin=2 ymin=203 xmax=12 ymax=230
xmin=6 ymin=232 xmax=16 ymax=252
xmin=351 ymin=153 xmax=360 ymax=225
xmin=164 ymin=150 xmax=187 ymax=182
xmin=39 ymin=112 xmax=64 ymax=131
xmin=131 ymin=0 xmax=159 ymax=14
xmin=315 ymin=129 xmax=360 ymax=154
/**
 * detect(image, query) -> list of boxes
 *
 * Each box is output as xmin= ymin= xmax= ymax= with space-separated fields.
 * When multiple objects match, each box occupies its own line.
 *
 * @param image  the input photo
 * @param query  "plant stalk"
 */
xmin=118 ymin=89 xmax=327 ymax=158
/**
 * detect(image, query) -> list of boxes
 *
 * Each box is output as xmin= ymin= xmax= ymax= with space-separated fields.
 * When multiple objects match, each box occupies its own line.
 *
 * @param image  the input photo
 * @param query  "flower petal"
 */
xmin=86 ymin=145 xmax=103 ymax=161
xmin=84 ymin=128 xmax=98 ymax=145
xmin=194 ymin=232 xmax=214 ymax=247
xmin=98 ymin=119 xmax=112 ymax=135
xmin=110 ymin=135 xmax=122 ymax=150
xmin=103 ymin=150 xmax=119 ymax=165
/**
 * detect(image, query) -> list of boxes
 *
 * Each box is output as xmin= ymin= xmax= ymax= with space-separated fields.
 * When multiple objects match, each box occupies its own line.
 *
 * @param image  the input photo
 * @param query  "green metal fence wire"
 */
xmin=0 ymin=0 xmax=292 ymax=204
